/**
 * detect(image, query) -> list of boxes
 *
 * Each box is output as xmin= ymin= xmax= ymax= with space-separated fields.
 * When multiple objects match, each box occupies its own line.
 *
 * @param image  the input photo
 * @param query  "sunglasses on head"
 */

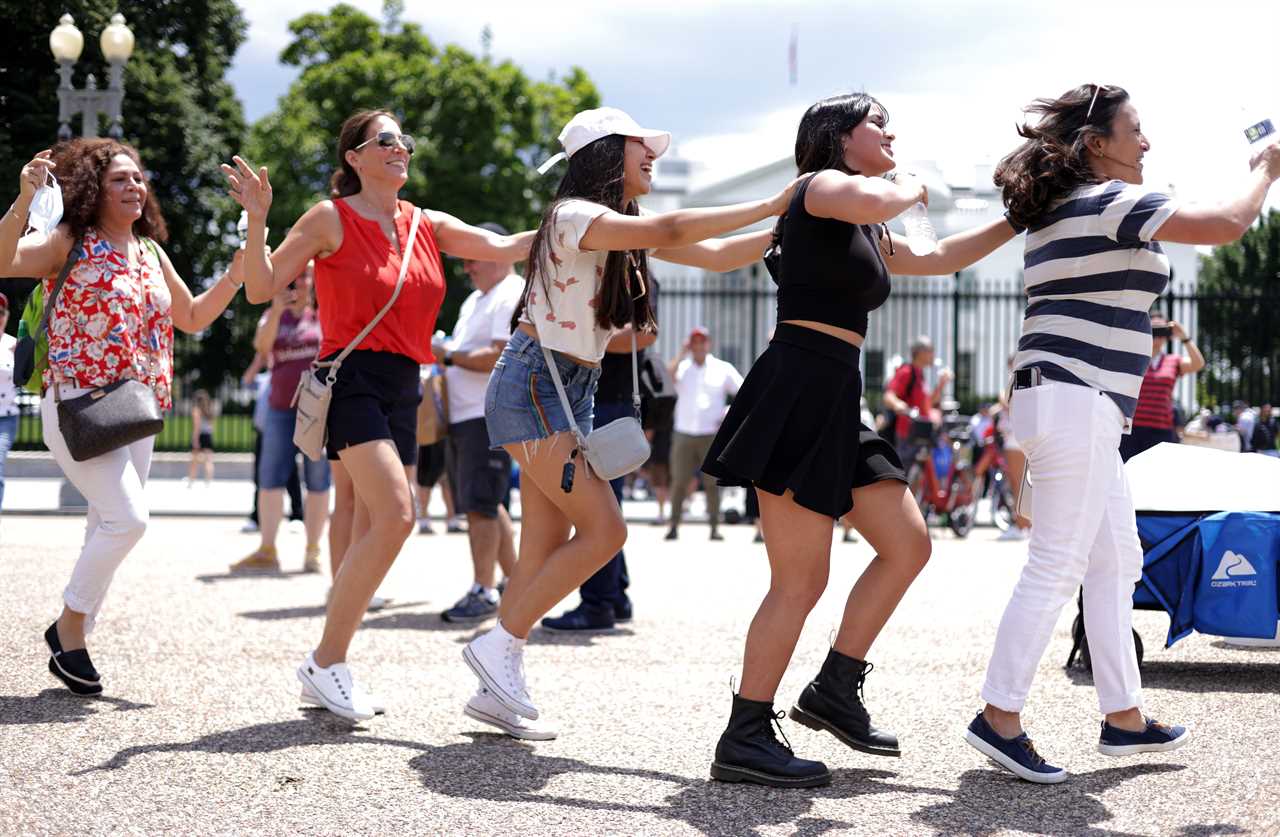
xmin=1085 ymin=83 xmax=1110 ymax=123
xmin=354 ymin=131 xmax=416 ymax=155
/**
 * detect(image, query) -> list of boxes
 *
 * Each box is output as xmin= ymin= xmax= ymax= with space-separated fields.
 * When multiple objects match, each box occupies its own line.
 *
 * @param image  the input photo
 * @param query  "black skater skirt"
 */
xmin=702 ymin=323 xmax=906 ymax=520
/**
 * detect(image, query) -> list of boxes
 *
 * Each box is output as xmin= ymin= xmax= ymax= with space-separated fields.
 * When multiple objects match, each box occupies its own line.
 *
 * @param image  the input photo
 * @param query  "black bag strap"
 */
xmin=35 ymin=234 xmax=85 ymax=343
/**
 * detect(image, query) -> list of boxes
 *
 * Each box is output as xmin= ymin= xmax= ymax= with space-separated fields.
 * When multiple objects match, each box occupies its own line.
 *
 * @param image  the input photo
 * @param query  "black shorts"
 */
xmin=321 ymin=349 xmax=420 ymax=465
xmin=416 ymin=440 xmax=447 ymax=486
xmin=446 ymin=417 xmax=511 ymax=518
xmin=196 ymin=431 xmax=214 ymax=451
xmin=702 ymin=323 xmax=906 ymax=519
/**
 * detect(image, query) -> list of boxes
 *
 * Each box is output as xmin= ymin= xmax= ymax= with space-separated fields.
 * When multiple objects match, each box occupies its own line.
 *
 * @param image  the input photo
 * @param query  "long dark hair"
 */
xmin=994 ymin=83 xmax=1130 ymax=230
xmin=329 ymin=109 xmax=398 ymax=198
xmin=794 ymin=92 xmax=886 ymax=175
xmin=516 ymin=134 xmax=657 ymax=332
xmin=51 ymin=138 xmax=168 ymax=242
xmin=766 ymin=92 xmax=888 ymax=269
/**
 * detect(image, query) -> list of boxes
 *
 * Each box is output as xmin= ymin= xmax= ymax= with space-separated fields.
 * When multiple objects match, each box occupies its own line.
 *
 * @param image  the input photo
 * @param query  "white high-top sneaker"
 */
xmin=295 ymin=653 xmax=375 ymax=721
xmin=464 ymin=687 xmax=557 ymax=741
xmin=463 ymin=623 xmax=537 ymax=719
xmin=301 ymin=680 xmax=386 ymax=714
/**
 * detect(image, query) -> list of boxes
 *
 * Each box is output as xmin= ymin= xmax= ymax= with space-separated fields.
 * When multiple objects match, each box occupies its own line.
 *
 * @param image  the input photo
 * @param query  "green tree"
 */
xmin=1193 ymin=209 xmax=1280 ymax=407
xmin=246 ymin=2 xmax=600 ymax=331
xmin=0 ymin=0 xmax=249 ymax=393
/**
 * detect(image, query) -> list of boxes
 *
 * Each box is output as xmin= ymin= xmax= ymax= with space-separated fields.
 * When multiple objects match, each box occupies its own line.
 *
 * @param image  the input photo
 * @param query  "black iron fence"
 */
xmin=14 ymin=274 xmax=1279 ymax=451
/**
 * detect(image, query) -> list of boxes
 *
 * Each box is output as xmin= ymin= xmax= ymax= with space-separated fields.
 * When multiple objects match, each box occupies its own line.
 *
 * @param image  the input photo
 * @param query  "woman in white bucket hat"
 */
xmin=460 ymin=107 xmax=796 ymax=739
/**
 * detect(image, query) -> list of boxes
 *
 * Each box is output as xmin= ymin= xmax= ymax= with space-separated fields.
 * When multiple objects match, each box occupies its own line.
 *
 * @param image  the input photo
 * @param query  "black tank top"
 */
xmin=776 ymin=172 xmax=892 ymax=338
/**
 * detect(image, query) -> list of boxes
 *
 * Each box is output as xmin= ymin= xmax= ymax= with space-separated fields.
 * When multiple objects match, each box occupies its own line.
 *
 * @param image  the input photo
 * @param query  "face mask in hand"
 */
xmin=27 ymin=172 xmax=64 ymax=237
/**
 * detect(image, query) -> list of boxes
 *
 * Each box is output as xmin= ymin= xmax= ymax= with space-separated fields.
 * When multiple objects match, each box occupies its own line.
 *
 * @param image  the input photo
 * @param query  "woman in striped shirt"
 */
xmin=964 ymin=83 xmax=1280 ymax=784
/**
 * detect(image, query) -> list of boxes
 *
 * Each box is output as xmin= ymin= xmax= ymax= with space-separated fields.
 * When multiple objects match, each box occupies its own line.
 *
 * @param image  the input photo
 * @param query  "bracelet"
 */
xmin=442 ymin=351 xmax=454 ymax=367
xmin=4 ymin=201 xmax=30 ymax=224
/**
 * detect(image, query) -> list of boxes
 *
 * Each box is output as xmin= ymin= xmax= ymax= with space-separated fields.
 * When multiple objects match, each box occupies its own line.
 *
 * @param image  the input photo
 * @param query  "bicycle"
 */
xmin=972 ymin=425 xmax=1017 ymax=531
xmin=902 ymin=412 xmax=980 ymax=538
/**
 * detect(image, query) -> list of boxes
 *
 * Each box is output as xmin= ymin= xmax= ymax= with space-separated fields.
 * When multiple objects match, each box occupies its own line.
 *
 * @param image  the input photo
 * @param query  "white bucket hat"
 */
xmin=537 ymin=107 xmax=671 ymax=174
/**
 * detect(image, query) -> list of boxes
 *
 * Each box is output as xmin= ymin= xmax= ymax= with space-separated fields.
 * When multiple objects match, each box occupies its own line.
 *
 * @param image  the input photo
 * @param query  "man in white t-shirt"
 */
xmin=432 ymin=223 xmax=526 ymax=624
xmin=666 ymin=326 xmax=744 ymax=541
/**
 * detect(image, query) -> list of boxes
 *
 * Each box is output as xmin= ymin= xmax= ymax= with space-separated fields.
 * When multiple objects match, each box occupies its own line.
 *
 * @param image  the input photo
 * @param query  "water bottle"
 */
xmin=236 ymin=210 xmax=249 ymax=248
xmin=885 ymin=171 xmax=938 ymax=256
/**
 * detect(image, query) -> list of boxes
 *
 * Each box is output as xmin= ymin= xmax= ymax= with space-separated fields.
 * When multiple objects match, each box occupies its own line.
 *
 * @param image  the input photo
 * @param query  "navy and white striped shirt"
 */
xmin=1013 ymin=180 xmax=1178 ymax=428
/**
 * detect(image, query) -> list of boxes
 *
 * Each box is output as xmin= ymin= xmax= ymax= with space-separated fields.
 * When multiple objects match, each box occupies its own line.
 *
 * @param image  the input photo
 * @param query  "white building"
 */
xmin=643 ymin=153 xmax=1201 ymax=409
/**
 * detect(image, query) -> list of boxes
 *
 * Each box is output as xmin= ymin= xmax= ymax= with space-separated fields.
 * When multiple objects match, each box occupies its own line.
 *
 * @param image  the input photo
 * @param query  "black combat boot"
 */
xmin=711 ymin=693 xmax=831 ymax=787
xmin=790 ymin=649 xmax=900 ymax=757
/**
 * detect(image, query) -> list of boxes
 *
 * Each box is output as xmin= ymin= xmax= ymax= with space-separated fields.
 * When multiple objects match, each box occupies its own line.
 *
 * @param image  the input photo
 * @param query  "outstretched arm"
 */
xmin=652 ymin=229 xmax=773 ymax=273
xmin=884 ymin=217 xmax=1019 ymax=276
xmin=1157 ymin=141 xmax=1280 ymax=245
xmin=430 ymin=212 xmax=534 ymax=262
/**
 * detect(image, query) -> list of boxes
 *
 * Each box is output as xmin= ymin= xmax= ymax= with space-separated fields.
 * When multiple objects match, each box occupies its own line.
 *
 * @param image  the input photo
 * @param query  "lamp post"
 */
xmin=50 ymin=13 xmax=135 ymax=141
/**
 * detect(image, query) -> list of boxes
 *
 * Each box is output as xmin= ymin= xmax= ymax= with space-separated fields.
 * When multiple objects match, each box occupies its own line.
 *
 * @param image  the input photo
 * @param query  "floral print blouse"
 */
xmin=43 ymin=229 xmax=174 ymax=410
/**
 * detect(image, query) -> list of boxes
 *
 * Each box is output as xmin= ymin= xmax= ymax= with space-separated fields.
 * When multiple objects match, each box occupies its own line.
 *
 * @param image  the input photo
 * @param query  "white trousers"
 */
xmin=981 ymin=381 xmax=1144 ymax=715
xmin=42 ymin=388 xmax=153 ymax=633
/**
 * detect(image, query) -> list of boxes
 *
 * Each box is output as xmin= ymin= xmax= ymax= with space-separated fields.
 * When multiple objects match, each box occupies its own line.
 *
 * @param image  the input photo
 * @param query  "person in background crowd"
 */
xmin=665 ymin=327 xmax=743 ymax=542
xmin=0 ymin=293 xmax=18 ymax=514
xmin=968 ymin=82 xmax=1279 ymax=784
xmin=225 ymin=108 xmax=532 ymax=721
xmin=1232 ymin=400 xmax=1257 ymax=452
xmin=186 ymin=389 xmax=218 ymax=486
xmin=1252 ymin=404 xmax=1276 ymax=455
xmin=434 ymin=223 xmax=524 ymax=624
xmin=242 ymin=353 xmax=304 ymax=533
xmin=231 ymin=261 xmax=331 ymax=574
xmin=3 ymin=140 xmax=244 ymax=695
xmin=1120 ymin=313 xmax=1204 ymax=462
xmin=882 ymin=335 xmax=952 ymax=466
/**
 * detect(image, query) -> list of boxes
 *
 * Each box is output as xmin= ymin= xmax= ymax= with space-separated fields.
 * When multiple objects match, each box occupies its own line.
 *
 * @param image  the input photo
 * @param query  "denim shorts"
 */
xmin=485 ymin=329 xmax=600 ymax=449
xmin=260 ymin=405 xmax=332 ymax=491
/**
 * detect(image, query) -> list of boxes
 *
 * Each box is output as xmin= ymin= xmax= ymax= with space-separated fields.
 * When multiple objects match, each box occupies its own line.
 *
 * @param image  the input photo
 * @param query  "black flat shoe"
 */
xmin=45 ymin=622 xmax=102 ymax=696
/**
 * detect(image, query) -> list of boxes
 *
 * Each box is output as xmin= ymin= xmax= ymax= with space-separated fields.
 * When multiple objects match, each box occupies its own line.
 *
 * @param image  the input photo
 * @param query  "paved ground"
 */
xmin=1 ymin=512 xmax=1277 ymax=836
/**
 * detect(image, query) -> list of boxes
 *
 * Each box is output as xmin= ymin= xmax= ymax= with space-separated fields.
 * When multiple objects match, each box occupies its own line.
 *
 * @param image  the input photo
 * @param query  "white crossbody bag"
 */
xmin=538 ymin=257 xmax=650 ymax=489
xmin=292 ymin=207 xmax=422 ymax=461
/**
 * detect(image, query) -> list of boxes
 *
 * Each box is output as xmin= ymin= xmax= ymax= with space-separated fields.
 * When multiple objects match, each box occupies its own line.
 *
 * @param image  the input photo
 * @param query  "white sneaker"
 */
xmin=464 ymin=687 xmax=557 ymax=740
xmin=295 ymin=653 xmax=375 ymax=721
xmin=301 ymin=680 xmax=386 ymax=715
xmin=463 ymin=624 xmax=538 ymax=719
xmin=997 ymin=526 xmax=1029 ymax=541
xmin=368 ymin=595 xmax=390 ymax=612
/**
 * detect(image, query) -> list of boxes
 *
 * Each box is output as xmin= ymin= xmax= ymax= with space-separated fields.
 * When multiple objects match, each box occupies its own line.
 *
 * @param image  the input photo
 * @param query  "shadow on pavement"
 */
xmin=530 ymin=627 xmax=637 ymax=646
xmin=911 ymin=763 xmax=1185 ymax=836
xmin=238 ymin=601 xmax=429 ymax=624
xmin=1066 ymin=660 xmax=1280 ymax=694
xmin=0 ymin=690 xmax=154 ymax=726
xmin=196 ymin=569 xmax=314 ymax=584
xmin=410 ymin=734 xmax=951 ymax=835
xmin=74 ymin=717 xmax=431 ymax=774
xmin=361 ymin=610 xmax=485 ymax=633
xmin=1170 ymin=825 xmax=1248 ymax=836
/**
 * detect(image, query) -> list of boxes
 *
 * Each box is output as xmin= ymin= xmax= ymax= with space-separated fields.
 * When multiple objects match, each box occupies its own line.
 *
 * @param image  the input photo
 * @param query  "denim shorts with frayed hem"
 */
xmin=484 ymin=330 xmax=599 ymax=450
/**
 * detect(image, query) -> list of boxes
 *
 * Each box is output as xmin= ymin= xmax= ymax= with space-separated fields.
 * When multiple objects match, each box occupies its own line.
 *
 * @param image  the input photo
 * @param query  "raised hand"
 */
xmin=220 ymin=155 xmax=272 ymax=219
xmin=1249 ymin=139 xmax=1280 ymax=182
xmin=19 ymin=150 xmax=55 ymax=202
xmin=769 ymin=175 xmax=805 ymax=216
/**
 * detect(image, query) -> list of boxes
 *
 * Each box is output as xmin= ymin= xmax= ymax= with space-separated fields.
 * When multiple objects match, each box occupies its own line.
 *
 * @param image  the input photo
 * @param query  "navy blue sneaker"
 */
xmin=965 ymin=711 xmax=1066 ymax=784
xmin=1098 ymin=717 xmax=1189 ymax=756
xmin=540 ymin=603 xmax=616 ymax=633
xmin=442 ymin=589 xmax=498 ymax=624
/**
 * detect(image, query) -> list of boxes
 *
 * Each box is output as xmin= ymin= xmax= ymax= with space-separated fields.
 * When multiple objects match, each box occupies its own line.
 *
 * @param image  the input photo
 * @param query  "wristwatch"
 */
xmin=442 ymin=351 xmax=454 ymax=367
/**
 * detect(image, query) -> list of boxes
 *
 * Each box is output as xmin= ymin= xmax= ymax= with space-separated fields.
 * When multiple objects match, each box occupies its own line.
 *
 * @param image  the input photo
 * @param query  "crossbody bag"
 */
xmin=538 ymin=255 xmax=650 ymax=491
xmin=292 ymin=207 xmax=422 ymax=461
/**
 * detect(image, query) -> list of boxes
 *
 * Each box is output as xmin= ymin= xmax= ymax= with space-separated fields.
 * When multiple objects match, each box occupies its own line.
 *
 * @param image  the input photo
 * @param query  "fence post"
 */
xmin=952 ymin=272 xmax=961 ymax=402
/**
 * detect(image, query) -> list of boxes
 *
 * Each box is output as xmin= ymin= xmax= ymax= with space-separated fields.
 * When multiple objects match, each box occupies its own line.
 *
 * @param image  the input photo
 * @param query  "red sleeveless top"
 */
xmin=314 ymin=198 xmax=446 ymax=364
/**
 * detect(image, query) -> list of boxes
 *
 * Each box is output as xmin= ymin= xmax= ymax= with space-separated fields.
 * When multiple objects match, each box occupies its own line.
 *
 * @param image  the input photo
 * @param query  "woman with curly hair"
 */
xmin=0 ymin=140 xmax=246 ymax=695
xmin=965 ymin=84 xmax=1280 ymax=784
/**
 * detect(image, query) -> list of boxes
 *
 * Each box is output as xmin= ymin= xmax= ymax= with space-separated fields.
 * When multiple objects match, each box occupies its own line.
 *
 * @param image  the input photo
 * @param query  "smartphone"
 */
xmin=1152 ymin=325 xmax=1173 ymax=338
xmin=1245 ymin=118 xmax=1276 ymax=145
xmin=1016 ymin=467 xmax=1033 ymax=524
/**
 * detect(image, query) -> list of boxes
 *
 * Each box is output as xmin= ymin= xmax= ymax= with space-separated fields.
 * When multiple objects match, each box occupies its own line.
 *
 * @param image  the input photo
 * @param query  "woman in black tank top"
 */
xmin=704 ymin=93 xmax=1022 ymax=788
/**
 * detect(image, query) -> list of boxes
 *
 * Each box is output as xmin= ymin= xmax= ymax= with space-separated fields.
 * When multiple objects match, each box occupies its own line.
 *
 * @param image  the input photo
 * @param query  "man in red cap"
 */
xmin=666 ymin=326 xmax=743 ymax=541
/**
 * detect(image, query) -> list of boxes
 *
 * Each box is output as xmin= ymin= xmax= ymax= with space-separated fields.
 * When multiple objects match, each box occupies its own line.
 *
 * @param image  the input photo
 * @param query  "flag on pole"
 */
xmin=788 ymin=25 xmax=798 ymax=86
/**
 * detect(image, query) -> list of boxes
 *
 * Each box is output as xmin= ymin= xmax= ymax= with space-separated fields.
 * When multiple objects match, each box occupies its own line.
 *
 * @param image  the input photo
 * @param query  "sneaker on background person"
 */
xmin=997 ymin=525 xmax=1029 ymax=542
xmin=230 ymin=545 xmax=281 ymax=574
xmin=442 ymin=586 xmax=499 ymax=624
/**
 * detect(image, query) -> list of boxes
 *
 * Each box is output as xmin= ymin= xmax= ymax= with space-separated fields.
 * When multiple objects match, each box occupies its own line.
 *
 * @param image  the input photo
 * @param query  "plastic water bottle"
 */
xmin=885 ymin=171 xmax=938 ymax=256
xmin=236 ymin=210 xmax=249 ymax=248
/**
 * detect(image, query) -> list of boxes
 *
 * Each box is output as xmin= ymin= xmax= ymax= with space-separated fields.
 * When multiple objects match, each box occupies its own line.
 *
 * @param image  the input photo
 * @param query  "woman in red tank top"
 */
xmin=223 ymin=110 xmax=534 ymax=721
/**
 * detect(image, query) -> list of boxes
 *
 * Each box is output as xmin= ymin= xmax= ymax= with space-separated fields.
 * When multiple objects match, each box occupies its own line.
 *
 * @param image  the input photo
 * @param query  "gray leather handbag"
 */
xmin=55 ymin=378 xmax=164 ymax=462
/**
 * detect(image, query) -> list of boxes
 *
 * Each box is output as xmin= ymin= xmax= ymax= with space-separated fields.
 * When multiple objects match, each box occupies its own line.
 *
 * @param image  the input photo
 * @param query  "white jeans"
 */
xmin=981 ymin=381 xmax=1144 ymax=715
xmin=42 ymin=387 xmax=153 ymax=632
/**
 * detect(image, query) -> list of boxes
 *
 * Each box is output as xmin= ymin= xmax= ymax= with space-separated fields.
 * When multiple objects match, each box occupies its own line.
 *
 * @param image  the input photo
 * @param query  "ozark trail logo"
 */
xmin=1210 ymin=550 xmax=1259 ymax=588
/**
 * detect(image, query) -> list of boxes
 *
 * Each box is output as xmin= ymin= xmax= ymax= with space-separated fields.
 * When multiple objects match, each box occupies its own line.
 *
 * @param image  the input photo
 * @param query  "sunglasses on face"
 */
xmin=354 ymin=131 xmax=416 ymax=155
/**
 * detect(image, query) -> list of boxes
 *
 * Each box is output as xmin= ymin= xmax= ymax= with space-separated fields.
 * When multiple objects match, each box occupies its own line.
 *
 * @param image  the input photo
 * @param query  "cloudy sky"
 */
xmin=229 ymin=0 xmax=1279 ymax=204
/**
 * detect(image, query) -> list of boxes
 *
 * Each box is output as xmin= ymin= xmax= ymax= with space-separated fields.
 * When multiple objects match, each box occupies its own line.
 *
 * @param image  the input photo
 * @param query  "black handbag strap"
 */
xmin=34 ymin=234 xmax=85 ymax=343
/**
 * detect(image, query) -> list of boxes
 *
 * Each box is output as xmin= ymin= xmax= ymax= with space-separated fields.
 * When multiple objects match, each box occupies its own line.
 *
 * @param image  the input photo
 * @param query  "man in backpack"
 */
xmin=882 ymin=336 xmax=952 ymax=465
